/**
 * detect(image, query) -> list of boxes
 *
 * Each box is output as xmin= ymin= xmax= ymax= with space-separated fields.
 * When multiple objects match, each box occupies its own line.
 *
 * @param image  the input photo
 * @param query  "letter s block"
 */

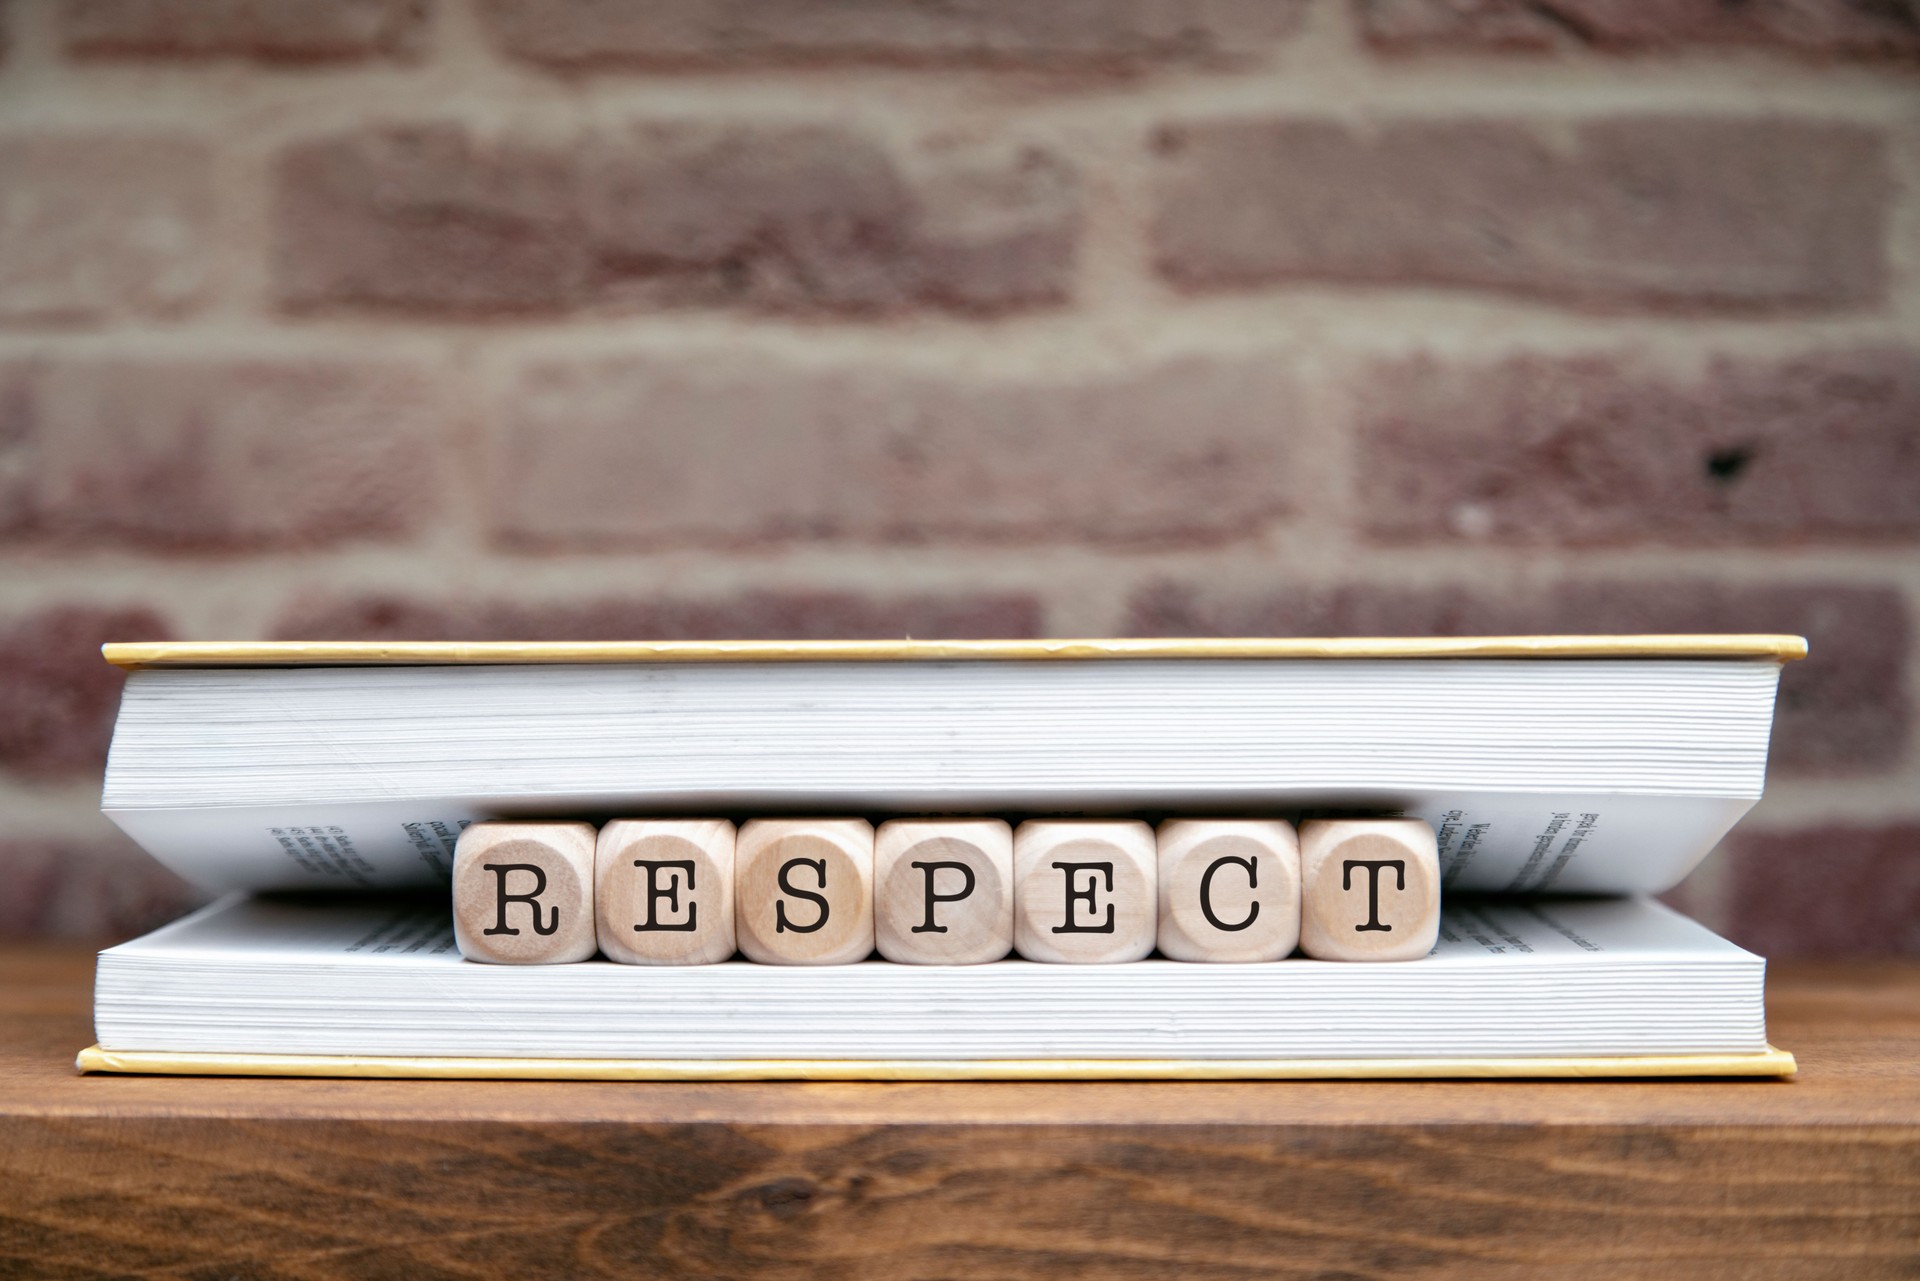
xmin=736 ymin=818 xmax=875 ymax=965
xmin=1013 ymin=820 xmax=1155 ymax=964
xmin=1157 ymin=819 xmax=1301 ymax=963
xmin=874 ymin=819 xmax=1013 ymax=965
xmin=453 ymin=821 xmax=598 ymax=964
xmin=596 ymin=819 xmax=736 ymax=965
xmin=1298 ymin=818 xmax=1439 ymax=962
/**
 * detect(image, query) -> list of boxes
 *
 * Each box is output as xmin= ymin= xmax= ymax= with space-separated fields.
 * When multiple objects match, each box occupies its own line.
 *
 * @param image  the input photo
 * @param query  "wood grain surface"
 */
xmin=4 ymin=946 xmax=1919 ymax=1279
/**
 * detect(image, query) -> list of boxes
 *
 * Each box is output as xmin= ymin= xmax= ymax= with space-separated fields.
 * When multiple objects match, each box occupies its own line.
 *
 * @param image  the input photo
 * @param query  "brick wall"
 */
xmin=0 ymin=0 xmax=1914 ymax=955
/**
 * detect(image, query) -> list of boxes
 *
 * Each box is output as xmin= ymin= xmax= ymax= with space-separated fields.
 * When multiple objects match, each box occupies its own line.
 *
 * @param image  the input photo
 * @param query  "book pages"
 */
xmin=95 ymin=895 xmax=1768 ymax=1062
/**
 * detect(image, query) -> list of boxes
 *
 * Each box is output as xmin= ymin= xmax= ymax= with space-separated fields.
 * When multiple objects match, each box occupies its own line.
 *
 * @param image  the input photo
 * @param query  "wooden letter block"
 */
xmin=736 ymin=818 xmax=875 ymax=965
xmin=874 ymin=819 xmax=1014 ymax=965
xmin=1298 ymin=818 xmax=1440 ymax=962
xmin=595 ymin=819 xmax=736 ymax=966
xmin=1013 ymin=820 xmax=1156 ymax=964
xmin=1156 ymin=819 xmax=1301 ymax=963
xmin=452 ymin=821 xmax=598 ymax=964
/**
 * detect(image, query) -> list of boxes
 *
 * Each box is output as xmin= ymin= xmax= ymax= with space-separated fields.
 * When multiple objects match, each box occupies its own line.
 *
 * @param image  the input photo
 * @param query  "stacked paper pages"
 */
xmin=94 ymin=894 xmax=1767 ymax=1063
xmin=104 ymin=652 xmax=1784 ymax=894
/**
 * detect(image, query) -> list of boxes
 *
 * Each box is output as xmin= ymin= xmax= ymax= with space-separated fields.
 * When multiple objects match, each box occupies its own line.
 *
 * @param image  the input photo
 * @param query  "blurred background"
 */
xmin=0 ymin=0 xmax=1913 ymax=953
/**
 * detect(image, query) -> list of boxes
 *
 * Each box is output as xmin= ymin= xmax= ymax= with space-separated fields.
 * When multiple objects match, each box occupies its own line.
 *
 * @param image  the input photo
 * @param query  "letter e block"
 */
xmin=1299 ymin=819 xmax=1439 ymax=962
xmin=453 ymin=821 xmax=598 ymax=964
xmin=596 ymin=819 xmax=736 ymax=965
xmin=1157 ymin=819 xmax=1301 ymax=963
xmin=875 ymin=819 xmax=1013 ymax=965
xmin=1013 ymin=820 xmax=1156 ymax=964
xmin=736 ymin=818 xmax=875 ymax=965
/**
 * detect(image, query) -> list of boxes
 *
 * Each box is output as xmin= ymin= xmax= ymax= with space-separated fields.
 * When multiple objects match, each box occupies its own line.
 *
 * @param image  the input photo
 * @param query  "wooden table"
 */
xmin=4 ymin=946 xmax=1917 ymax=1278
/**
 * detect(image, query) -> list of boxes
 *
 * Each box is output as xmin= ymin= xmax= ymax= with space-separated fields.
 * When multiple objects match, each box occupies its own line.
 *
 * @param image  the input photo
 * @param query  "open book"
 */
xmin=100 ymin=636 xmax=1800 ymax=897
xmin=83 ymin=892 xmax=1786 ymax=1078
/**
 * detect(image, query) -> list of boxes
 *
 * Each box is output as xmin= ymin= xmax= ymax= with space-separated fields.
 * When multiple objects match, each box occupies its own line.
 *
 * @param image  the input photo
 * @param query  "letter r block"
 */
xmin=736 ymin=818 xmax=875 ymax=965
xmin=453 ymin=821 xmax=598 ymax=964
xmin=595 ymin=819 xmax=736 ymax=965
xmin=1013 ymin=820 xmax=1156 ymax=964
xmin=1157 ymin=819 xmax=1301 ymax=963
xmin=874 ymin=819 xmax=1013 ymax=965
xmin=1298 ymin=818 xmax=1440 ymax=962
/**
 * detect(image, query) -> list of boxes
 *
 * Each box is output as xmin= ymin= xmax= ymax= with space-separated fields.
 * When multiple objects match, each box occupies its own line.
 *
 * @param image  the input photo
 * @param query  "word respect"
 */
xmin=451 ymin=816 xmax=1441 ymax=967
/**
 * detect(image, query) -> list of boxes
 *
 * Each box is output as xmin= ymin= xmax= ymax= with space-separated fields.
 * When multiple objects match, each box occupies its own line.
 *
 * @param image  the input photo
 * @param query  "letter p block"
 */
xmin=875 ymin=819 xmax=1013 ymax=965
xmin=453 ymin=821 xmax=598 ymax=964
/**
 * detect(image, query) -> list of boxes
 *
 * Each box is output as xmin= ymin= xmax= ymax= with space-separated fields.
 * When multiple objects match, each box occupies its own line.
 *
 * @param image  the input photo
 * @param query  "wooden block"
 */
xmin=736 ymin=818 xmax=875 ymax=965
xmin=1156 ymin=819 xmax=1301 ymax=963
xmin=595 ymin=819 xmax=736 ymax=966
xmin=452 ymin=821 xmax=598 ymax=964
xmin=1012 ymin=820 xmax=1156 ymax=964
xmin=874 ymin=819 xmax=1014 ymax=965
xmin=1298 ymin=819 xmax=1440 ymax=962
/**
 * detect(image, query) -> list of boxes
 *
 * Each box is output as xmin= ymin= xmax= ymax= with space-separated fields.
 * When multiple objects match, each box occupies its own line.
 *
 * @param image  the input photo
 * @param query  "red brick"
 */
xmin=0 ymin=833 xmax=202 ymax=940
xmin=1358 ymin=349 xmax=1920 ymax=546
xmin=490 ymin=352 xmax=1297 ymax=547
xmin=61 ymin=0 xmax=428 ymax=60
xmin=584 ymin=127 xmax=1076 ymax=313
xmin=0 ymin=135 xmax=214 ymax=322
xmin=274 ymin=592 xmax=1044 ymax=641
xmin=0 ymin=356 xmax=442 ymax=549
xmin=1722 ymin=823 xmax=1920 ymax=958
xmin=1124 ymin=581 xmax=1908 ymax=775
xmin=478 ymin=0 xmax=1303 ymax=69
xmin=274 ymin=123 xmax=1077 ymax=316
xmin=902 ymin=143 xmax=1079 ymax=312
xmin=1151 ymin=117 xmax=1887 ymax=310
xmin=274 ymin=125 xmax=590 ymax=314
xmin=1359 ymin=0 xmax=1920 ymax=59
xmin=0 ymin=606 xmax=169 ymax=780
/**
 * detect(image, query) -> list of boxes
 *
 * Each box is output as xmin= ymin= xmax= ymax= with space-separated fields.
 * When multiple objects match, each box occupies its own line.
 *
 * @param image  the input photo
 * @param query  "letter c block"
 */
xmin=452 ymin=821 xmax=599 ymax=964
xmin=595 ymin=819 xmax=736 ymax=965
xmin=1157 ymin=819 xmax=1301 ymax=962
xmin=736 ymin=818 xmax=875 ymax=965
xmin=1299 ymin=818 xmax=1440 ymax=962
xmin=1013 ymin=820 xmax=1156 ymax=964
xmin=874 ymin=819 xmax=1013 ymax=965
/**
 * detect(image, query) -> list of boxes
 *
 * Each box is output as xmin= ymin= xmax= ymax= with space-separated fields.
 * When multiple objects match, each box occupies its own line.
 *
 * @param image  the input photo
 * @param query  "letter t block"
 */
xmin=453 ymin=821 xmax=598 ymax=964
xmin=1299 ymin=818 xmax=1440 ymax=962
xmin=1013 ymin=820 xmax=1156 ymax=963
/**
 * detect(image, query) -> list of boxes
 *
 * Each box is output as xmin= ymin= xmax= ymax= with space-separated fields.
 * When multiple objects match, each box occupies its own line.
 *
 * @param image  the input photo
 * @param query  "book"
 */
xmin=99 ymin=636 xmax=1801 ymax=897
xmin=82 ymin=892 xmax=1790 ymax=1079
